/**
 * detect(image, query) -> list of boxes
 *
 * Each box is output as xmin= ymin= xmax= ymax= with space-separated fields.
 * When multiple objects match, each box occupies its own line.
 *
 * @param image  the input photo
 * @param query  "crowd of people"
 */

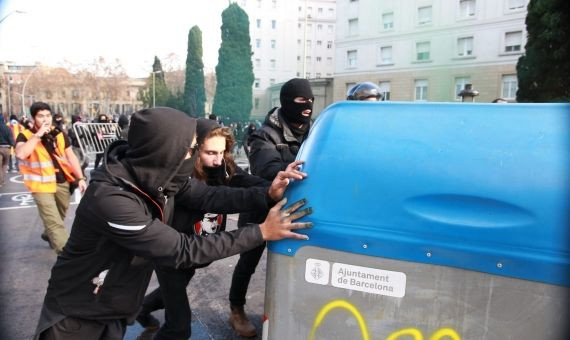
xmin=0 ymin=78 xmax=389 ymax=340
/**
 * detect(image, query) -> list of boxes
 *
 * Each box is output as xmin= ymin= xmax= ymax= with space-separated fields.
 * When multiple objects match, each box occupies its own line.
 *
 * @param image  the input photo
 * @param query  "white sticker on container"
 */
xmin=331 ymin=262 xmax=406 ymax=298
xmin=305 ymin=258 xmax=330 ymax=285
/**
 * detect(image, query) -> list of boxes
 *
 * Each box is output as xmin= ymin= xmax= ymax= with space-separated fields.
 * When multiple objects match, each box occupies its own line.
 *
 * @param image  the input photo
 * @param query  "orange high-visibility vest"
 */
xmin=20 ymin=129 xmax=76 ymax=193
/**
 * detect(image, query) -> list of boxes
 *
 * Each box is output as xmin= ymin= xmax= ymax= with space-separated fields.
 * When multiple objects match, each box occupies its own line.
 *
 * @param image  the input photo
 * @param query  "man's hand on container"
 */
xmin=267 ymin=160 xmax=306 ymax=201
xmin=260 ymin=198 xmax=313 ymax=241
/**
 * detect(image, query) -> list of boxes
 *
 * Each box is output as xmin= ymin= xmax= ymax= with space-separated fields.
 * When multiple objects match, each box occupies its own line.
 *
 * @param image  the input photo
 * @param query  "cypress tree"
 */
xmin=183 ymin=26 xmax=206 ymax=117
xmin=138 ymin=56 xmax=171 ymax=108
xmin=516 ymin=0 xmax=570 ymax=102
xmin=213 ymin=3 xmax=254 ymax=122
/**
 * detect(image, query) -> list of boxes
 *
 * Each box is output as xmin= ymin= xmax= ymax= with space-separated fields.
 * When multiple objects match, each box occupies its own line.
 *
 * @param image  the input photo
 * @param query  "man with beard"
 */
xmin=33 ymin=107 xmax=312 ymax=340
xmin=229 ymin=78 xmax=315 ymax=337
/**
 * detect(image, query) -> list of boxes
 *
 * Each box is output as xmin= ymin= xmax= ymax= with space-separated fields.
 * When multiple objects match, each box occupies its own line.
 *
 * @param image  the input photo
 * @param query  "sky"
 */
xmin=0 ymin=0 xmax=231 ymax=77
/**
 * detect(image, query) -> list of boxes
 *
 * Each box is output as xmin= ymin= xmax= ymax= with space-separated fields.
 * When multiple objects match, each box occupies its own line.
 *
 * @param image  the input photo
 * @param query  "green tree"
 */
xmin=138 ymin=56 xmax=172 ymax=108
xmin=212 ymin=3 xmax=254 ymax=122
xmin=183 ymin=26 xmax=206 ymax=117
xmin=516 ymin=0 xmax=570 ymax=102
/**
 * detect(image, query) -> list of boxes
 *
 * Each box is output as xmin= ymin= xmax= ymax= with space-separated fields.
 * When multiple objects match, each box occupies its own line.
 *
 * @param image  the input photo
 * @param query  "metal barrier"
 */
xmin=72 ymin=123 xmax=122 ymax=157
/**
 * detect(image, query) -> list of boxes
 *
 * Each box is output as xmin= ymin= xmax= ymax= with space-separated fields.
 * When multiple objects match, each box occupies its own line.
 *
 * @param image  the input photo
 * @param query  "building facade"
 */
xmin=0 ymin=61 xmax=144 ymax=120
xmin=334 ymin=0 xmax=527 ymax=103
xmin=237 ymin=0 xmax=337 ymax=119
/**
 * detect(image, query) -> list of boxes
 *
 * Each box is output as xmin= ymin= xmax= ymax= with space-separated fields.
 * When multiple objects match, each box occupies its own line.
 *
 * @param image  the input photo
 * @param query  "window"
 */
xmin=416 ymin=42 xmax=430 ymax=60
xmin=270 ymin=59 xmax=276 ymax=69
xmin=297 ymin=39 xmax=302 ymax=45
xmin=257 ymin=0 xmax=261 ymax=8
xmin=271 ymin=20 xmax=276 ymax=29
xmin=307 ymin=24 xmax=312 ymax=32
xmin=328 ymin=25 xmax=334 ymax=33
xmin=508 ymin=0 xmax=525 ymax=10
xmin=383 ymin=12 xmax=394 ymax=29
xmin=418 ymin=6 xmax=432 ymax=25
xmin=306 ymin=72 xmax=311 ymax=78
xmin=346 ymin=82 xmax=356 ymax=94
xmin=415 ymin=79 xmax=429 ymax=101
xmin=317 ymin=24 xmax=323 ymax=32
xmin=329 ymin=8 xmax=334 ymax=15
xmin=316 ymin=56 xmax=322 ymax=62
xmin=306 ymin=40 xmax=312 ymax=48
xmin=455 ymin=77 xmax=471 ymax=100
xmin=255 ymin=58 xmax=261 ymax=67
xmin=256 ymin=19 xmax=261 ymax=28
xmin=505 ymin=31 xmax=522 ymax=52
xmin=255 ymin=79 xmax=260 ymax=88
xmin=327 ymin=41 xmax=333 ymax=49
xmin=457 ymin=37 xmax=474 ymax=56
xmin=316 ymin=72 xmax=322 ymax=78
xmin=271 ymin=39 xmax=276 ymax=48
xmin=380 ymin=46 xmax=392 ymax=64
xmin=378 ymin=81 xmax=391 ymax=101
xmin=317 ymin=40 xmax=322 ymax=46
xmin=298 ymin=6 xmax=302 ymax=12
xmin=297 ymin=55 xmax=301 ymax=61
xmin=270 ymin=78 xmax=276 ymax=85
xmin=254 ymin=98 xmax=260 ymax=109
xmin=298 ymin=23 xmax=301 ymax=29
xmin=348 ymin=18 xmax=358 ymax=36
xmin=306 ymin=56 xmax=312 ymax=63
xmin=318 ymin=7 xmax=323 ymax=14
xmin=326 ymin=57 xmax=333 ymax=65
xmin=272 ymin=0 xmax=277 ymax=8
xmin=459 ymin=0 xmax=476 ymax=18
xmin=347 ymin=50 xmax=357 ymax=68
xmin=256 ymin=39 xmax=261 ymax=48
xmin=502 ymin=75 xmax=518 ymax=99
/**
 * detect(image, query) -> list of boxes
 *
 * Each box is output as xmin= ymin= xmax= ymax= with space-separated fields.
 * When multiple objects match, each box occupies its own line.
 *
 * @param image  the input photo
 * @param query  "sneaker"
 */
xmin=136 ymin=311 xmax=160 ymax=330
xmin=229 ymin=305 xmax=257 ymax=337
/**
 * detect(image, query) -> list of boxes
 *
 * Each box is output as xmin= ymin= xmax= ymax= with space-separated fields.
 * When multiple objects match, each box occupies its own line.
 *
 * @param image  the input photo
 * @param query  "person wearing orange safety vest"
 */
xmin=15 ymin=102 xmax=87 ymax=254
xmin=7 ymin=114 xmax=22 ymax=172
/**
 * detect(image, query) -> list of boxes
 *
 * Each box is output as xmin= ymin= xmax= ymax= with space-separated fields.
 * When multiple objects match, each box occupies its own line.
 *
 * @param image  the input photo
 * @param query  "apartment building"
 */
xmin=237 ymin=0 xmax=336 ymax=118
xmin=334 ymin=0 xmax=527 ymax=102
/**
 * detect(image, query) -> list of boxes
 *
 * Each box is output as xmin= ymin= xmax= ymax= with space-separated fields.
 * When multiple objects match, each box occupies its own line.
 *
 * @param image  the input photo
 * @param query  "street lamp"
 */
xmin=458 ymin=83 xmax=480 ymax=102
xmin=151 ymin=70 xmax=163 ymax=107
xmin=0 ymin=10 xmax=26 ymax=24
xmin=21 ymin=66 xmax=38 ymax=115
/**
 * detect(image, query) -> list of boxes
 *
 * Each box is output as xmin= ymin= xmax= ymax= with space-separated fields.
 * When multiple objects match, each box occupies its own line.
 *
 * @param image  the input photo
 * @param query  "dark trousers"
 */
xmin=39 ymin=317 xmax=126 ymax=340
xmin=229 ymin=238 xmax=266 ymax=306
xmin=141 ymin=266 xmax=196 ymax=340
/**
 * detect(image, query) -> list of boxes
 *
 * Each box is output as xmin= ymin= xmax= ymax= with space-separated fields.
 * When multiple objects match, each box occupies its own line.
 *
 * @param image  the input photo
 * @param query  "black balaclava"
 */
xmin=125 ymin=107 xmax=196 ymax=198
xmin=279 ymin=78 xmax=314 ymax=125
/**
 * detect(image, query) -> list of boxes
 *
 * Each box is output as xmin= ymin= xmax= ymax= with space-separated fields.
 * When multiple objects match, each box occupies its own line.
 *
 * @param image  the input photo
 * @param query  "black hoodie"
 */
xmin=38 ymin=107 xmax=274 ymax=327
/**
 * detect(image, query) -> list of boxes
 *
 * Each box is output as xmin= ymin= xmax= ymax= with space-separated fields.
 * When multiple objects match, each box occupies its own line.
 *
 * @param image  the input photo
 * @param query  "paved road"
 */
xmin=0 ymin=161 xmax=267 ymax=340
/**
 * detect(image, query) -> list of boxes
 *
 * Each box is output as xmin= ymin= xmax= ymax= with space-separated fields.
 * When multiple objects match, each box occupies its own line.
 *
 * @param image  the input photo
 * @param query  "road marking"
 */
xmin=0 ymin=190 xmax=82 ymax=211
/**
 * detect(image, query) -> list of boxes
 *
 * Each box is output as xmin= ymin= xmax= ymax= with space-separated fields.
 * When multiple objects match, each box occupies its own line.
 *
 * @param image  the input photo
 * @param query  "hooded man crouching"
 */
xmin=33 ymin=107 xmax=312 ymax=340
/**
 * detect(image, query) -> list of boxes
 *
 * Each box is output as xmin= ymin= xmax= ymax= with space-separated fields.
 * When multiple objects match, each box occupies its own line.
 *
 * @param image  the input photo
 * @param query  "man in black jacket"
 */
xmin=229 ymin=78 xmax=314 ymax=337
xmin=34 ymin=107 xmax=312 ymax=339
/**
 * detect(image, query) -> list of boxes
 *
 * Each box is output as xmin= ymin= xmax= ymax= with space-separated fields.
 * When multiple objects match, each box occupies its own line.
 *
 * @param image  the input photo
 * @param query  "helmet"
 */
xmin=346 ymin=82 xmax=383 ymax=101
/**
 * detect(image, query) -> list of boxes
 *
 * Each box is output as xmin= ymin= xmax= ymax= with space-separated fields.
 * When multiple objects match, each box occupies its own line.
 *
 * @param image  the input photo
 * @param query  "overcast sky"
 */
xmin=0 ymin=0 xmax=231 ymax=77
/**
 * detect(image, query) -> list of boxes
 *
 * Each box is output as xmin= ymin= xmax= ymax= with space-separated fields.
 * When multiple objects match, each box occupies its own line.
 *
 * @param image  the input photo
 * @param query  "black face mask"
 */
xmin=203 ymin=160 xmax=228 ymax=185
xmin=281 ymin=100 xmax=313 ymax=125
xmin=164 ymin=154 xmax=196 ymax=195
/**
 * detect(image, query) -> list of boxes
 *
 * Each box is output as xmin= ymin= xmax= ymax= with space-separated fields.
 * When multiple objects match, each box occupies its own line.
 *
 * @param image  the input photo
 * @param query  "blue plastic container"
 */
xmin=269 ymin=102 xmax=570 ymax=286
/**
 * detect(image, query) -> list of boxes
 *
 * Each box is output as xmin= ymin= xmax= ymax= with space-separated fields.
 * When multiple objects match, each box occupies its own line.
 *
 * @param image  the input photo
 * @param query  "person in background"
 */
xmin=346 ymin=82 xmax=383 ymax=101
xmin=228 ymin=78 xmax=315 ymax=337
xmin=15 ymin=102 xmax=87 ymax=253
xmin=117 ymin=114 xmax=129 ymax=141
xmin=0 ymin=115 xmax=15 ymax=187
xmin=7 ymin=114 xmax=22 ymax=173
xmin=242 ymin=123 xmax=257 ymax=158
xmin=93 ymin=113 xmax=109 ymax=169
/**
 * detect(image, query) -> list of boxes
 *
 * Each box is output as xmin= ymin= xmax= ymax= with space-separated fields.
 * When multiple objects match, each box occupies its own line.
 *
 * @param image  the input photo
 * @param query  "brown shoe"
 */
xmin=229 ymin=305 xmax=257 ymax=337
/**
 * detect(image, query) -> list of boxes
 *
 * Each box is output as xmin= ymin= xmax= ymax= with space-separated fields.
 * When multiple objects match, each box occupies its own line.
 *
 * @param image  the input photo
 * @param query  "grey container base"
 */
xmin=263 ymin=246 xmax=570 ymax=340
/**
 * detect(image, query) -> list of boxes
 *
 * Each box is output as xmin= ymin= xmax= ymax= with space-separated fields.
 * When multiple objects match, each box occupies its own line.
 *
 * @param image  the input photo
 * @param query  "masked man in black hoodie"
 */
xmin=34 ymin=107 xmax=312 ymax=340
xmin=229 ymin=78 xmax=314 ymax=337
